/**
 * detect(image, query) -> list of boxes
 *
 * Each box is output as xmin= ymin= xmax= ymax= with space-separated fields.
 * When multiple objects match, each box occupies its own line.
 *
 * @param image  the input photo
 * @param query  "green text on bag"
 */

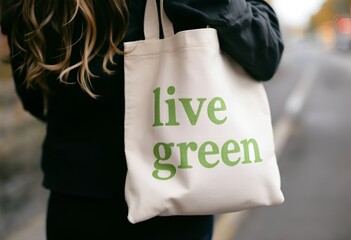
xmin=151 ymin=86 xmax=263 ymax=180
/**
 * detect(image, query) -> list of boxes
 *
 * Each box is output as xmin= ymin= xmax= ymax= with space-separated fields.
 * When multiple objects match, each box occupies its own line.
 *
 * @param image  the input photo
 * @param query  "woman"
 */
xmin=1 ymin=0 xmax=284 ymax=239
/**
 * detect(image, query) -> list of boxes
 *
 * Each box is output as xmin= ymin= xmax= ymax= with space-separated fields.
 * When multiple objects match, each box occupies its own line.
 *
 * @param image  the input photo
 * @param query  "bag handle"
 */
xmin=144 ymin=0 xmax=174 ymax=40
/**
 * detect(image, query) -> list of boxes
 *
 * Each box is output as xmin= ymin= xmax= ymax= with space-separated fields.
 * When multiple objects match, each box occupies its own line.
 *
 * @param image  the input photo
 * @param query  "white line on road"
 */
xmin=274 ymin=62 xmax=318 ymax=156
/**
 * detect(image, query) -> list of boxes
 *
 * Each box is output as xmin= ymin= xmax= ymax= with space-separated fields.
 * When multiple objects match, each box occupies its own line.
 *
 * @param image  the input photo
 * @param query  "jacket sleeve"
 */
xmin=164 ymin=0 xmax=284 ymax=81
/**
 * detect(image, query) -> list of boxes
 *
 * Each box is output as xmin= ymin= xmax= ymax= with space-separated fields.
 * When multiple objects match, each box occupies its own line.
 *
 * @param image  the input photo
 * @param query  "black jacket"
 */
xmin=1 ymin=0 xmax=284 ymax=199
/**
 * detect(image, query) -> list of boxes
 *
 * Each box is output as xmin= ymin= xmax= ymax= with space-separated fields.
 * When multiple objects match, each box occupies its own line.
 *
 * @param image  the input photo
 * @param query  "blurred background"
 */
xmin=0 ymin=0 xmax=350 ymax=239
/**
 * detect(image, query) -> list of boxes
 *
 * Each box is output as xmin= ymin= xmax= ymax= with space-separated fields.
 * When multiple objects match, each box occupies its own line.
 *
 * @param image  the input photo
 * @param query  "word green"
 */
xmin=152 ymin=138 xmax=263 ymax=180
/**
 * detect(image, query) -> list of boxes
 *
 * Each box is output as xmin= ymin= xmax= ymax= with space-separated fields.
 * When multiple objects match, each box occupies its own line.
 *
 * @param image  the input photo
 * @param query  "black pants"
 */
xmin=46 ymin=191 xmax=214 ymax=240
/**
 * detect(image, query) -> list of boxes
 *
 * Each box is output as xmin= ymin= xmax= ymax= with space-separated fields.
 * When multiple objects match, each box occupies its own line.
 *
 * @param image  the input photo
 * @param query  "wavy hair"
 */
xmin=2 ymin=0 xmax=128 ymax=98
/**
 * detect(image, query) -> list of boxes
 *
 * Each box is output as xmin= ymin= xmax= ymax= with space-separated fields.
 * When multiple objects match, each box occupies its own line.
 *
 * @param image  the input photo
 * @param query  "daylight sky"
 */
xmin=271 ymin=0 xmax=327 ymax=28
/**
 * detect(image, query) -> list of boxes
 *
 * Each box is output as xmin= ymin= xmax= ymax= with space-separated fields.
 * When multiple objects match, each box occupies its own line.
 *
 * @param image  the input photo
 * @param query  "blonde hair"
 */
xmin=4 ymin=0 xmax=128 ymax=98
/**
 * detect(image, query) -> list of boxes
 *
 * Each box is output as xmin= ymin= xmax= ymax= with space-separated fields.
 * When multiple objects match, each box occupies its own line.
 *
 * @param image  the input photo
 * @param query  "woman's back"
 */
xmin=1 ymin=0 xmax=284 ymax=239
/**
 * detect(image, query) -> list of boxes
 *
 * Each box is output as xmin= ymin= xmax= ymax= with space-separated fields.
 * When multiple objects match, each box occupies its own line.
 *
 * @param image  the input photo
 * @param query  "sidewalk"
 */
xmin=4 ymin=212 xmax=46 ymax=240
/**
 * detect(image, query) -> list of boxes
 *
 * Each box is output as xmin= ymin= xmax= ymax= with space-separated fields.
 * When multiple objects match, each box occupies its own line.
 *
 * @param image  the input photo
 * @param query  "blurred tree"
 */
xmin=310 ymin=0 xmax=351 ymax=29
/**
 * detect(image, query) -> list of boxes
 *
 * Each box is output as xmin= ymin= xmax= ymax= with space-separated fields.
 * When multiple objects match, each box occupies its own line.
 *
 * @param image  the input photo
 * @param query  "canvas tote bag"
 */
xmin=123 ymin=0 xmax=284 ymax=224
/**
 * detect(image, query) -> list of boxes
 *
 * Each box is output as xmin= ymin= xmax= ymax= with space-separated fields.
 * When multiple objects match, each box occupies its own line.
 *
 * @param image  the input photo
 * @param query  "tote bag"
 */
xmin=123 ymin=0 xmax=284 ymax=224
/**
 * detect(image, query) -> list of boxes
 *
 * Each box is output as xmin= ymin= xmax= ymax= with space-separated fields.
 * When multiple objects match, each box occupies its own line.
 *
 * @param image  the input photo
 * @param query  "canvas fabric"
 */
xmin=123 ymin=0 xmax=284 ymax=224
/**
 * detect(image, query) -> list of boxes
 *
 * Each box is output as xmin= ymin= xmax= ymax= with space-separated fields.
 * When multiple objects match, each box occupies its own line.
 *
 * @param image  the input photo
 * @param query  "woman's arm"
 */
xmin=1 ymin=26 xmax=47 ymax=121
xmin=164 ymin=0 xmax=284 ymax=81
xmin=1 ymin=0 xmax=46 ymax=121
xmin=9 ymin=37 xmax=47 ymax=122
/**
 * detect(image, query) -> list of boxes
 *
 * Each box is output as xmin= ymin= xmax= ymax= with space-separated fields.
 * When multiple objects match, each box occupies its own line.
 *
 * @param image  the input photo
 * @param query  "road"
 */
xmin=2 ymin=37 xmax=351 ymax=240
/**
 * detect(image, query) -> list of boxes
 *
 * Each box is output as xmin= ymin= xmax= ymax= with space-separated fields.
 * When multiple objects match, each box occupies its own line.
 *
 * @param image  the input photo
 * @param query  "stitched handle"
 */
xmin=144 ymin=0 xmax=174 ymax=40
